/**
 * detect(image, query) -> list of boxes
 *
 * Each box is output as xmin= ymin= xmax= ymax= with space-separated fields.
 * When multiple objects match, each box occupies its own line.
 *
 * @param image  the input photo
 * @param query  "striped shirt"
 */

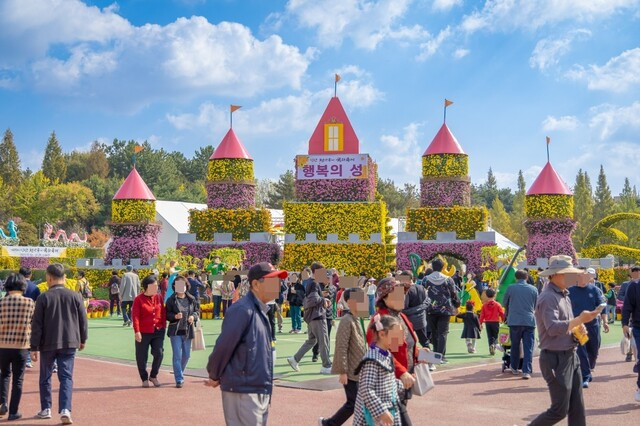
xmin=0 ymin=294 xmax=35 ymax=349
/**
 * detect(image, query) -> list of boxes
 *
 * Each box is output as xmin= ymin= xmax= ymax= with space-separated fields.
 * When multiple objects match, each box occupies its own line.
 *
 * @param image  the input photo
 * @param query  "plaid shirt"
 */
xmin=0 ymin=294 xmax=35 ymax=349
xmin=353 ymin=346 xmax=402 ymax=426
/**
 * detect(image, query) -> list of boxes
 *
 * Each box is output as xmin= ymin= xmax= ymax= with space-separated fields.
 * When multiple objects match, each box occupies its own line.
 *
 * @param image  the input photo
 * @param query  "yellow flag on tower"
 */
xmin=445 ymin=99 xmax=454 ymax=107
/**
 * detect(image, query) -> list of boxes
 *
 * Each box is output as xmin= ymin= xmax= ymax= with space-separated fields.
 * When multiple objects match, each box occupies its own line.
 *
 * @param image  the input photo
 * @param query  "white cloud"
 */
xmin=461 ymin=0 xmax=639 ymax=33
xmin=417 ymin=27 xmax=452 ymax=61
xmin=167 ymin=74 xmax=384 ymax=137
xmin=281 ymin=0 xmax=427 ymax=50
xmin=529 ymin=29 xmax=590 ymax=71
xmin=377 ymin=122 xmax=423 ymax=184
xmin=433 ymin=0 xmax=463 ymax=11
xmin=542 ymin=115 xmax=581 ymax=132
xmin=0 ymin=2 xmax=313 ymax=111
xmin=589 ymin=102 xmax=640 ymax=140
xmin=453 ymin=48 xmax=469 ymax=59
xmin=566 ymin=48 xmax=640 ymax=92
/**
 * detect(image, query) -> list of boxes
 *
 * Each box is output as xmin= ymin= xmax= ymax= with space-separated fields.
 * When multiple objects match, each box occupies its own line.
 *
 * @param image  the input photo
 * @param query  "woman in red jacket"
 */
xmin=132 ymin=275 xmax=167 ymax=388
xmin=366 ymin=276 xmax=420 ymax=426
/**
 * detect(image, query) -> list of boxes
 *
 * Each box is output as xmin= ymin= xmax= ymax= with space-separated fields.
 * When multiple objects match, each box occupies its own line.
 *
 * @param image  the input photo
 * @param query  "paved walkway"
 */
xmin=5 ymin=345 xmax=638 ymax=425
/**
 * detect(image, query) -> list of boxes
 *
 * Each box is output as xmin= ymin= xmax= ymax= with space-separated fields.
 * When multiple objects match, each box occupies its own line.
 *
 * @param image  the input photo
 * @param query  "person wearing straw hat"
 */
xmin=529 ymin=255 xmax=601 ymax=426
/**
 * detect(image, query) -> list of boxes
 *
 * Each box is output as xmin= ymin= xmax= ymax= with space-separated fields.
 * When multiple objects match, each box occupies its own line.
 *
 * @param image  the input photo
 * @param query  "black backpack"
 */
xmin=425 ymin=279 xmax=454 ymax=315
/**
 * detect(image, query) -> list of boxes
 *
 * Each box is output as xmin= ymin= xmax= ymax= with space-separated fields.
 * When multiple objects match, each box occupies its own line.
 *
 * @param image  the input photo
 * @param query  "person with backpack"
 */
xmin=76 ymin=271 xmax=91 ymax=307
xmin=423 ymin=258 xmax=460 ymax=364
xmin=108 ymin=271 xmax=121 ymax=317
xmin=605 ymin=282 xmax=617 ymax=324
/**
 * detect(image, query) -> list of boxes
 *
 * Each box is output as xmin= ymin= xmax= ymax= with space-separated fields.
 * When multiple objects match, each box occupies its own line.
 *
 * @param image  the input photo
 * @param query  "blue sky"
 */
xmin=1 ymin=0 xmax=639 ymax=193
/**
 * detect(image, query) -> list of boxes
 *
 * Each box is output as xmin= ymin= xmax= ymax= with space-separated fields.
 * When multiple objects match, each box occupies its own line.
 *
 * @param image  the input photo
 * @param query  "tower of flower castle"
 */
xmin=282 ymin=96 xmax=390 ymax=276
xmin=525 ymin=161 xmax=576 ymax=264
xmin=396 ymin=117 xmax=496 ymax=274
xmin=179 ymin=125 xmax=279 ymax=266
xmin=106 ymin=167 xmax=160 ymax=265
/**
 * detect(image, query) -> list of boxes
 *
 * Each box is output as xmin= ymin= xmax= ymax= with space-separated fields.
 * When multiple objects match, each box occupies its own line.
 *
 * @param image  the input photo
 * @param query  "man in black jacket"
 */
xmin=401 ymin=270 xmax=429 ymax=348
xmin=622 ymin=273 xmax=640 ymax=402
xmin=30 ymin=264 xmax=88 ymax=425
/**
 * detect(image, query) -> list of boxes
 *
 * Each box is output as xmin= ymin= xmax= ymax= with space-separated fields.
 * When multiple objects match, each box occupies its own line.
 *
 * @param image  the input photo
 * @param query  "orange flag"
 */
xmin=335 ymin=73 xmax=341 ymax=83
xmin=230 ymin=105 xmax=242 ymax=113
xmin=134 ymin=145 xmax=144 ymax=154
xmin=546 ymin=136 xmax=551 ymax=144
xmin=444 ymin=99 xmax=454 ymax=107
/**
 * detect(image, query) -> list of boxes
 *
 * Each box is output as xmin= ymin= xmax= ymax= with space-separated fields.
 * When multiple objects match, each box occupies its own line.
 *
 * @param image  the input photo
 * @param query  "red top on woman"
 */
xmin=366 ymin=307 xmax=419 ymax=378
xmin=131 ymin=293 xmax=166 ymax=334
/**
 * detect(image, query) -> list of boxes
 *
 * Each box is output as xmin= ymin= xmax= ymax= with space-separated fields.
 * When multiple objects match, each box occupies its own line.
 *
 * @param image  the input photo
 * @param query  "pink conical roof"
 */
xmin=308 ymin=97 xmax=359 ymax=154
xmin=423 ymin=123 xmax=466 ymax=156
xmin=527 ymin=162 xmax=572 ymax=196
xmin=113 ymin=167 xmax=156 ymax=201
xmin=210 ymin=128 xmax=252 ymax=160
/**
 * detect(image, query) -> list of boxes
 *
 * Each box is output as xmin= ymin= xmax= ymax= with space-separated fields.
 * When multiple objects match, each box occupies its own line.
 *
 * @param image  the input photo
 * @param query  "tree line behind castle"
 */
xmin=0 ymin=128 xmax=637 ymax=252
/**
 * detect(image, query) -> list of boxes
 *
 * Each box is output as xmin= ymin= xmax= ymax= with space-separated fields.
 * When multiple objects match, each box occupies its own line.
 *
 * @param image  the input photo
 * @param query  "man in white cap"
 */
xmin=529 ymin=255 xmax=601 ymax=426
xmin=569 ymin=267 xmax=609 ymax=389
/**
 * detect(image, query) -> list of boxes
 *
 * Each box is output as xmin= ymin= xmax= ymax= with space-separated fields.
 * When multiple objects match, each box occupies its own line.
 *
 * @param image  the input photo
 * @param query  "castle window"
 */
xmin=324 ymin=123 xmax=343 ymax=151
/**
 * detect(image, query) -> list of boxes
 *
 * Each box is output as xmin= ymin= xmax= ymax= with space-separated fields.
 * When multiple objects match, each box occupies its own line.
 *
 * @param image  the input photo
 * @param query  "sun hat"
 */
xmin=586 ymin=267 xmax=596 ymax=275
xmin=376 ymin=277 xmax=399 ymax=303
xmin=538 ymin=255 xmax=584 ymax=277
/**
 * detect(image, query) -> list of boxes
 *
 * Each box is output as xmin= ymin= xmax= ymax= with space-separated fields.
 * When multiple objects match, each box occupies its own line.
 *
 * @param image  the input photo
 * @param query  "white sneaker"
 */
xmin=319 ymin=366 xmax=332 ymax=375
xmin=510 ymin=368 xmax=520 ymax=375
xmin=61 ymin=409 xmax=72 ymax=424
xmin=635 ymin=388 xmax=640 ymax=402
xmin=522 ymin=373 xmax=531 ymax=380
xmin=36 ymin=408 xmax=51 ymax=419
xmin=428 ymin=364 xmax=436 ymax=372
xmin=287 ymin=356 xmax=300 ymax=372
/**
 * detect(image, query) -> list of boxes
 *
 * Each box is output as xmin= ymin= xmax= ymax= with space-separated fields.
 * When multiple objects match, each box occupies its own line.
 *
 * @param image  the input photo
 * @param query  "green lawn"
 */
xmin=83 ymin=316 xmax=625 ymax=383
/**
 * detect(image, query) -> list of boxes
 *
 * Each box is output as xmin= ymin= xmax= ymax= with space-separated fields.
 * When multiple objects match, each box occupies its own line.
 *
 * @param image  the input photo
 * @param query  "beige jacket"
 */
xmin=331 ymin=312 xmax=366 ymax=381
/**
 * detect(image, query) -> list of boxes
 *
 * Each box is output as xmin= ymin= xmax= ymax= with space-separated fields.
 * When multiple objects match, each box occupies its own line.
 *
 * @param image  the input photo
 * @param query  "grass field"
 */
xmin=83 ymin=314 xmax=626 ymax=384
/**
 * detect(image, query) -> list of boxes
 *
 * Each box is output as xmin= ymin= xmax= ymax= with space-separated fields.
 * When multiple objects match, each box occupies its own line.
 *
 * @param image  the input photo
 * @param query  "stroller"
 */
xmin=498 ymin=323 xmax=523 ymax=372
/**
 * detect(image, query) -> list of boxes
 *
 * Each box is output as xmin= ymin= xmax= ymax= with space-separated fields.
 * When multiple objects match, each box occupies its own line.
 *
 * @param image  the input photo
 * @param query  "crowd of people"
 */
xmin=1 ymin=255 xmax=640 ymax=425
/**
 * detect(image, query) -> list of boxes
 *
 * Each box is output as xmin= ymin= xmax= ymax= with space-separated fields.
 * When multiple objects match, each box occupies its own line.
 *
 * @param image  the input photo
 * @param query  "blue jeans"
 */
xmin=509 ymin=325 xmax=535 ymax=374
xmin=368 ymin=294 xmax=375 ymax=316
xmin=39 ymin=348 xmax=76 ymax=413
xmin=290 ymin=305 xmax=302 ymax=331
xmin=606 ymin=305 xmax=616 ymax=323
xmin=632 ymin=327 xmax=640 ymax=389
xmin=577 ymin=323 xmax=601 ymax=383
xmin=170 ymin=334 xmax=192 ymax=384
xmin=121 ymin=300 xmax=133 ymax=323
xmin=213 ymin=295 xmax=222 ymax=318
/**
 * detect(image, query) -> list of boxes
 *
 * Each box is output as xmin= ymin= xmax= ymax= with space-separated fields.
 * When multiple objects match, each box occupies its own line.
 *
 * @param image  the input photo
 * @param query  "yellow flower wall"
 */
xmin=189 ymin=208 xmax=271 ymax=241
xmin=111 ymin=199 xmax=156 ymax=223
xmin=282 ymin=243 xmax=387 ymax=277
xmin=422 ymin=154 xmax=469 ymax=178
xmin=406 ymin=206 xmax=488 ymax=240
xmin=525 ymin=194 xmax=574 ymax=219
xmin=283 ymin=201 xmax=387 ymax=241
xmin=207 ymin=158 xmax=255 ymax=182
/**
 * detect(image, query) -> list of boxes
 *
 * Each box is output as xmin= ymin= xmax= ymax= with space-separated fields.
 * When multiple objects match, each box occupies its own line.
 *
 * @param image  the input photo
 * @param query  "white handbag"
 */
xmin=413 ymin=363 xmax=435 ymax=396
xmin=191 ymin=321 xmax=206 ymax=351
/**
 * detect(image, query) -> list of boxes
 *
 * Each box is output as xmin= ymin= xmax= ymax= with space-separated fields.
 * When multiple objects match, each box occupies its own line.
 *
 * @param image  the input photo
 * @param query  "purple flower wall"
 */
xmin=396 ymin=241 xmax=494 ymax=274
xmin=206 ymin=182 xmax=256 ymax=209
xmin=525 ymin=219 xmax=577 ymax=264
xmin=177 ymin=242 xmax=281 ymax=269
xmin=106 ymin=224 xmax=161 ymax=265
xmin=420 ymin=179 xmax=470 ymax=207
xmin=294 ymin=158 xmax=377 ymax=202
xmin=20 ymin=257 xmax=49 ymax=269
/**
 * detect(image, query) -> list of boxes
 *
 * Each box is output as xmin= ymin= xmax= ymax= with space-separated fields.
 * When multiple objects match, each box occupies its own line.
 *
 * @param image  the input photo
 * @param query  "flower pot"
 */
xmin=206 ymin=312 xmax=213 ymax=319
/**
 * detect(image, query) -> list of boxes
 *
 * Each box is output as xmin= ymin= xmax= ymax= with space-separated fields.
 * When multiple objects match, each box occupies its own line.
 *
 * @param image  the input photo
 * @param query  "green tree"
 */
xmin=255 ymin=179 xmax=274 ymax=208
xmin=376 ymin=178 xmax=418 ymax=217
xmin=265 ymin=170 xmax=295 ymax=209
xmin=66 ymin=142 xmax=109 ymax=182
xmin=573 ymin=169 xmax=594 ymax=250
xmin=616 ymin=178 xmax=640 ymax=249
xmin=490 ymin=196 xmax=517 ymax=242
xmin=42 ymin=131 xmax=67 ymax=183
xmin=509 ymin=170 xmax=527 ymax=245
xmin=81 ymin=176 xmax=123 ymax=228
xmin=185 ymin=145 xmax=214 ymax=182
xmin=593 ymin=165 xmax=615 ymax=223
xmin=39 ymin=182 xmax=99 ymax=227
xmin=0 ymin=128 xmax=22 ymax=187
xmin=15 ymin=221 xmax=39 ymax=246
xmin=12 ymin=171 xmax=52 ymax=226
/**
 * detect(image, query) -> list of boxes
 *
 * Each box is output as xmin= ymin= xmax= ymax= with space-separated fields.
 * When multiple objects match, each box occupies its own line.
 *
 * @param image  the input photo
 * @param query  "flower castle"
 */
xmin=178 ymin=123 xmax=280 ymax=266
xmin=524 ymin=160 xmax=577 ymax=264
xmin=396 ymin=111 xmax=496 ymax=273
xmin=282 ymin=95 xmax=390 ymax=276
xmin=105 ymin=166 xmax=160 ymax=265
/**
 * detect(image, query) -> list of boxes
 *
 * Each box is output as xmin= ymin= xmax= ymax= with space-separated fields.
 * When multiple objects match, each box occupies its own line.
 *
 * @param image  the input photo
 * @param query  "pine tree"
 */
xmin=490 ymin=196 xmax=517 ymax=242
xmin=0 ymin=128 xmax=22 ymax=187
xmin=616 ymin=177 xmax=640 ymax=248
xmin=42 ymin=131 xmax=67 ymax=183
xmin=510 ymin=170 xmax=527 ymax=245
xmin=573 ymin=169 xmax=594 ymax=250
xmin=264 ymin=170 xmax=295 ymax=209
xmin=593 ymin=165 xmax=615 ymax=223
